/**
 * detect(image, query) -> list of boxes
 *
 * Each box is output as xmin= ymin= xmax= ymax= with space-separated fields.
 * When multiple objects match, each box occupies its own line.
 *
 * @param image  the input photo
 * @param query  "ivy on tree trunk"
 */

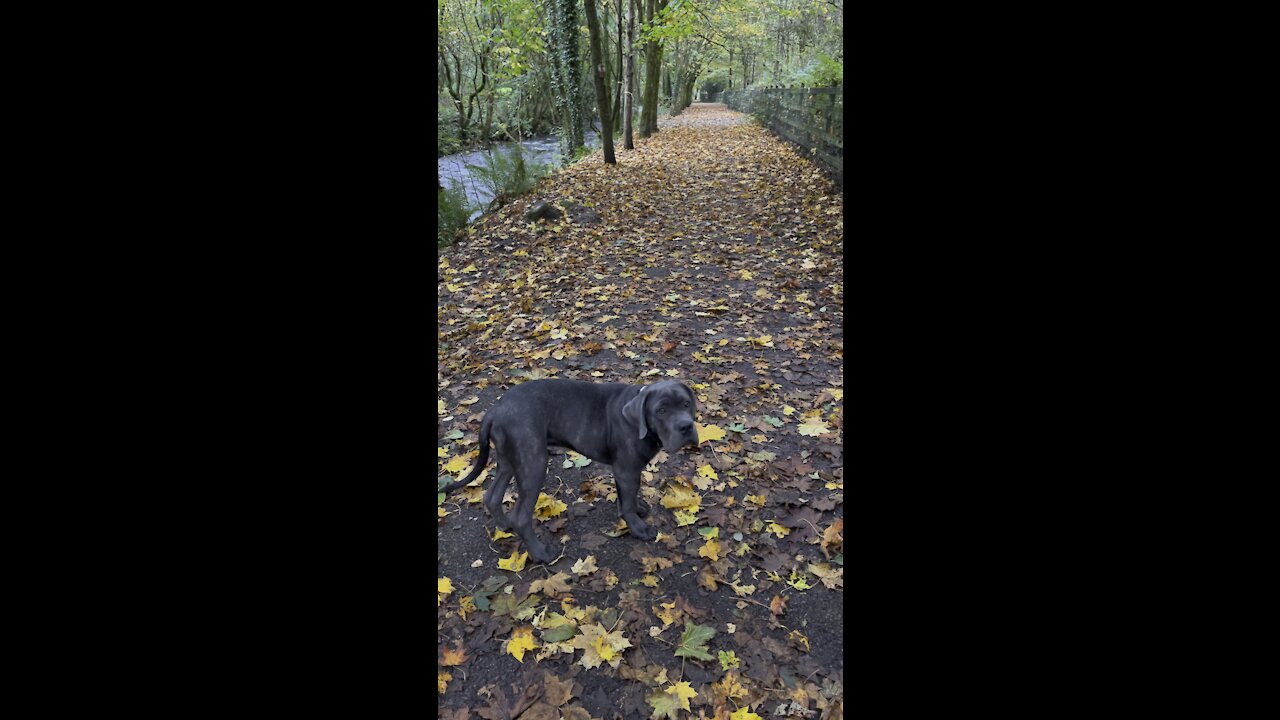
xmin=549 ymin=0 xmax=585 ymax=164
xmin=584 ymin=0 xmax=616 ymax=163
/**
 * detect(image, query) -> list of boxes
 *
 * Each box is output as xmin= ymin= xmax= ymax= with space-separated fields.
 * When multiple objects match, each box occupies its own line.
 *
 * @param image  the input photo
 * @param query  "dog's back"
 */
xmin=492 ymin=378 xmax=624 ymax=412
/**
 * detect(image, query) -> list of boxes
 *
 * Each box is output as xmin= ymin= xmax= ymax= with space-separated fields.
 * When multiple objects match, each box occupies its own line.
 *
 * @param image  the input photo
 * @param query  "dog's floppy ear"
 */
xmin=622 ymin=386 xmax=649 ymax=439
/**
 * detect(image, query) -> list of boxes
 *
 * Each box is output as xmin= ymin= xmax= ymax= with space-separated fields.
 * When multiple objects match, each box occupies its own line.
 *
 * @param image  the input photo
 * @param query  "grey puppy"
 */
xmin=440 ymin=379 xmax=700 ymax=564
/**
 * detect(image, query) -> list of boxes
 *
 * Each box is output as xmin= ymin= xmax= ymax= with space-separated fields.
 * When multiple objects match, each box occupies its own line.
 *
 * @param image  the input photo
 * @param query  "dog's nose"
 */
xmin=679 ymin=422 xmax=694 ymax=435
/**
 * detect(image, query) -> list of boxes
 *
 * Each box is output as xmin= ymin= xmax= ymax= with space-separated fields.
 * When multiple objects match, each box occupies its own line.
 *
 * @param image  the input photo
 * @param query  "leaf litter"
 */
xmin=439 ymin=105 xmax=842 ymax=720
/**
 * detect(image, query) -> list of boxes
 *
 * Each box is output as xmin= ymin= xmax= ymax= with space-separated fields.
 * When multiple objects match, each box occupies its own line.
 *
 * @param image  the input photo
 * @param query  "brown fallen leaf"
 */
xmin=770 ymin=594 xmax=788 ymax=616
xmin=540 ymin=671 xmax=575 ymax=707
xmin=820 ymin=517 xmax=843 ymax=558
xmin=520 ymin=702 xmax=560 ymax=720
xmin=440 ymin=640 xmax=468 ymax=666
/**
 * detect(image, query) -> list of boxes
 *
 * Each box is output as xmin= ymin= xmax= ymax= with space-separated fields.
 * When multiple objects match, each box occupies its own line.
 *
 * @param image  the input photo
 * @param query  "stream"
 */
xmin=438 ymin=131 xmax=600 ymax=221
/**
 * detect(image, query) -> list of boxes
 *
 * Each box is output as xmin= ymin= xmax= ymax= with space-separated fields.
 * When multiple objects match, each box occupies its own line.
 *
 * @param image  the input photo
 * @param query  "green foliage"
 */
xmin=674 ymin=622 xmax=716 ymax=661
xmin=465 ymin=144 xmax=552 ymax=202
xmin=701 ymin=67 xmax=730 ymax=88
xmin=438 ymin=104 xmax=463 ymax=156
xmin=438 ymin=180 xmax=474 ymax=247
xmin=487 ymin=0 xmax=545 ymax=79
xmin=787 ymin=53 xmax=842 ymax=87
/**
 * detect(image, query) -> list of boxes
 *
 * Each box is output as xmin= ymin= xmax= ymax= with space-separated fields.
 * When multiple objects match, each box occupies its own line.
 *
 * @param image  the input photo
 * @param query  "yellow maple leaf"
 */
xmin=491 ymin=527 xmax=513 ymax=540
xmin=730 ymin=707 xmax=763 ymax=720
xmin=438 ymin=671 xmax=452 ymax=693
xmin=534 ymin=493 xmax=568 ymax=519
xmin=696 ymin=423 xmax=726 ymax=444
xmin=442 ymin=455 xmax=471 ymax=474
xmin=438 ymin=399 xmax=446 ymax=415
xmin=572 ymin=555 xmax=599 ymax=575
xmin=573 ymin=623 xmax=632 ymax=669
xmin=458 ymin=595 xmax=476 ymax=619
xmin=713 ymin=672 xmax=748 ymax=702
xmin=697 ymin=464 xmax=719 ymax=481
xmin=768 ymin=522 xmax=791 ymax=538
xmin=438 ymin=577 xmax=454 ymax=606
xmin=641 ymin=574 xmax=660 ymax=587
xmin=506 ymin=626 xmax=539 ymax=662
xmin=745 ymin=493 xmax=766 ymax=506
xmin=437 ymin=447 xmax=447 ymax=458
xmin=750 ymin=335 xmax=774 ymax=348
xmin=655 ymin=601 xmax=678 ymax=626
xmin=498 ymin=551 xmax=529 ymax=572
xmin=739 ymin=269 xmax=753 ymax=280
xmin=797 ymin=418 xmax=830 ymax=437
xmin=673 ymin=509 xmax=699 ymax=526
xmin=660 ymin=483 xmax=702 ymax=511
xmin=666 ymin=681 xmax=698 ymax=711
xmin=830 ymin=388 xmax=843 ymax=401
xmin=438 ymin=507 xmax=449 ymax=518
xmin=782 ymin=405 xmax=795 ymax=416
xmin=461 ymin=263 xmax=478 ymax=273
xmin=699 ymin=537 xmax=722 ymax=561
xmin=807 ymin=562 xmax=844 ymax=589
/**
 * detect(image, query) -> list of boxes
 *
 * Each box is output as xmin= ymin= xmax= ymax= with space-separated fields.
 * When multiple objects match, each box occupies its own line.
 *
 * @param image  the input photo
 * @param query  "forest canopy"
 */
xmin=438 ymin=0 xmax=843 ymax=157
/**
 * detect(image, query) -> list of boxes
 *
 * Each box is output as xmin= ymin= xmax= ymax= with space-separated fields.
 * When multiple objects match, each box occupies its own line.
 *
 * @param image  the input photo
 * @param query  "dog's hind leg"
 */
xmin=484 ymin=462 xmax=515 ymax=530
xmin=509 ymin=447 xmax=556 ymax=564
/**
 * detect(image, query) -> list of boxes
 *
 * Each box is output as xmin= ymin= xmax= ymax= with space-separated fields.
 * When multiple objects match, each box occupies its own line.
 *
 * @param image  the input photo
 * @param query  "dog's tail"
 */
xmin=439 ymin=415 xmax=493 ymax=494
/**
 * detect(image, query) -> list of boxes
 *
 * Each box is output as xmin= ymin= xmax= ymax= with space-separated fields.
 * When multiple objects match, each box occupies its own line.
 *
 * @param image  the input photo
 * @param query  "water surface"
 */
xmin=438 ymin=131 xmax=600 ymax=221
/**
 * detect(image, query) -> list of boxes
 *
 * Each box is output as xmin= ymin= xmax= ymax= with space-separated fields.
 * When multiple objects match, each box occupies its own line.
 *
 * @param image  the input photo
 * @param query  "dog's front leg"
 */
xmin=614 ymin=465 xmax=657 ymax=541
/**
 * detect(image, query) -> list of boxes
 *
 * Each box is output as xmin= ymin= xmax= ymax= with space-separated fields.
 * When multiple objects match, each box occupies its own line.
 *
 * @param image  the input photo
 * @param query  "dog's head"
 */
xmin=622 ymin=380 xmax=700 ymax=452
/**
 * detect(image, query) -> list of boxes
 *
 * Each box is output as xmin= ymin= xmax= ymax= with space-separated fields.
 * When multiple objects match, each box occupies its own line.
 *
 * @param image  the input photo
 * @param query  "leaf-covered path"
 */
xmin=438 ymin=103 xmax=843 ymax=720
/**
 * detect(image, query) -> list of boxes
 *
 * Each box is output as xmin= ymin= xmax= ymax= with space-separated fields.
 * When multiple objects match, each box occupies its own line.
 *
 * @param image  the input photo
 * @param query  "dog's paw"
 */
xmin=527 ymin=544 xmax=558 ymax=565
xmin=636 ymin=501 xmax=651 ymax=518
xmin=629 ymin=522 xmax=658 ymax=541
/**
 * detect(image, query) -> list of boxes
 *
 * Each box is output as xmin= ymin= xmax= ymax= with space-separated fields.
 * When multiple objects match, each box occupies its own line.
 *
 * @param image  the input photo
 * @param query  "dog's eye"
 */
xmin=658 ymin=407 xmax=666 ymax=415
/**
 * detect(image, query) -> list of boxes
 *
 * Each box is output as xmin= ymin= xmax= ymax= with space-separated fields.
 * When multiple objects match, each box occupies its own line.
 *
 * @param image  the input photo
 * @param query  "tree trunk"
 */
xmin=613 ymin=0 xmax=623 ymax=130
xmin=641 ymin=40 xmax=662 ymax=135
xmin=483 ymin=90 xmax=496 ymax=145
xmin=550 ymin=0 xmax=584 ymax=163
xmin=623 ymin=0 xmax=635 ymax=148
xmin=584 ymin=0 xmax=616 ymax=163
xmin=639 ymin=0 xmax=667 ymax=137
